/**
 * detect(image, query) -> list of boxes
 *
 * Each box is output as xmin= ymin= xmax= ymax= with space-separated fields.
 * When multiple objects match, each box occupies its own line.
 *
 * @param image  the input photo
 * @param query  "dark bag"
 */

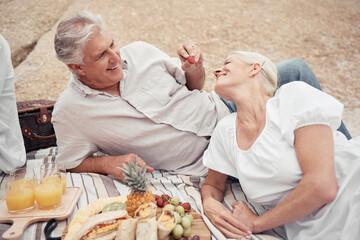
xmin=17 ymin=100 xmax=57 ymax=152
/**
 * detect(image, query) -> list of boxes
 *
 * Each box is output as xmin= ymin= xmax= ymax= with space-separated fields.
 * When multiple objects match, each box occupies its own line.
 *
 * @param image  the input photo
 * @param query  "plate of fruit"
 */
xmin=62 ymin=159 xmax=210 ymax=240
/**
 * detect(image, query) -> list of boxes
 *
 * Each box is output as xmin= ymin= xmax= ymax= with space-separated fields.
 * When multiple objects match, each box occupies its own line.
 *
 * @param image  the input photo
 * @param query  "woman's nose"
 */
xmin=213 ymin=68 xmax=221 ymax=77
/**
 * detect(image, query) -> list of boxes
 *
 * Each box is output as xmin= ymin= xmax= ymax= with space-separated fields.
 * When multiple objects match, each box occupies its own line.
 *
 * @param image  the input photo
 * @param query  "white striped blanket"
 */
xmin=0 ymin=147 xmax=286 ymax=240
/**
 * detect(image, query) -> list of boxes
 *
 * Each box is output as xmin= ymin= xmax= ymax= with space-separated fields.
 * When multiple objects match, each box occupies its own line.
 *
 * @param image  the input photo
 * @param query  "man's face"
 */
xmin=77 ymin=31 xmax=123 ymax=92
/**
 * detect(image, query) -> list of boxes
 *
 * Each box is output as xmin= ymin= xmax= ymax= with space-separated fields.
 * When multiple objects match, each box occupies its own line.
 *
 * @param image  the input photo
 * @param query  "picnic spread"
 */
xmin=0 ymin=147 xmax=285 ymax=240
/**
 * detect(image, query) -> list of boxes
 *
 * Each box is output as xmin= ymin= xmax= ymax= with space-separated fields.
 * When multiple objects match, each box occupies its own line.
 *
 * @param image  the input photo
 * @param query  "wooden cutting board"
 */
xmin=62 ymin=206 xmax=211 ymax=239
xmin=158 ymin=209 xmax=211 ymax=240
xmin=0 ymin=187 xmax=82 ymax=240
xmin=179 ymin=210 xmax=211 ymax=239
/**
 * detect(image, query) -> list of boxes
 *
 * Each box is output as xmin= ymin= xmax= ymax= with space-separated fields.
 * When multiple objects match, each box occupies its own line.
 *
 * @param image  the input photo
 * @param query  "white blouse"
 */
xmin=203 ymin=81 xmax=360 ymax=239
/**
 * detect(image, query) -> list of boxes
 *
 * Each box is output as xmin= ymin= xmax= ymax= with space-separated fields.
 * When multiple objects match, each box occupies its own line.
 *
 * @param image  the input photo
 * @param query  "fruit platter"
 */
xmin=62 ymin=159 xmax=210 ymax=240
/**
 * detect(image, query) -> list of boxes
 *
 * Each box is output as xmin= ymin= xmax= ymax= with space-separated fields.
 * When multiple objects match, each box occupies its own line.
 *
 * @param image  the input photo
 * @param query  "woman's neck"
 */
xmin=234 ymin=86 xmax=270 ymax=126
xmin=234 ymin=88 xmax=270 ymax=150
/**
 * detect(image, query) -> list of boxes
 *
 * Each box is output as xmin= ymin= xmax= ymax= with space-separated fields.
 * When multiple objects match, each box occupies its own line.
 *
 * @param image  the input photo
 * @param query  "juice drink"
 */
xmin=5 ymin=179 xmax=35 ymax=213
xmin=34 ymin=179 xmax=62 ymax=210
xmin=41 ymin=162 xmax=66 ymax=193
xmin=61 ymin=175 xmax=66 ymax=193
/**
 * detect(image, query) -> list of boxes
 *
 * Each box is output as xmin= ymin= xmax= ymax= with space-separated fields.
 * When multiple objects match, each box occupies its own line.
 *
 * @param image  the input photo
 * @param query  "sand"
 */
xmin=1 ymin=0 xmax=359 ymax=136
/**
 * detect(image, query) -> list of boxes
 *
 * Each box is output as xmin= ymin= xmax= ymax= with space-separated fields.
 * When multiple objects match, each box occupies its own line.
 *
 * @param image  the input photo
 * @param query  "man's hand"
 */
xmin=177 ymin=42 xmax=204 ymax=71
xmin=177 ymin=42 xmax=205 ymax=90
xmin=203 ymin=197 xmax=252 ymax=239
xmin=68 ymin=153 xmax=153 ymax=180
xmin=107 ymin=153 xmax=153 ymax=180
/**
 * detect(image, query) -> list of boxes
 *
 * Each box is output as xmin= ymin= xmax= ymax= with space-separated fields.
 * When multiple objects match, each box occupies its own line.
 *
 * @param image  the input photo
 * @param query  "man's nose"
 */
xmin=109 ymin=49 xmax=120 ymax=61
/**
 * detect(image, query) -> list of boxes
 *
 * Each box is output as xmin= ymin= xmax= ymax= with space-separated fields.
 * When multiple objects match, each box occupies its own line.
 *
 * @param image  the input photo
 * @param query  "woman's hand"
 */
xmin=201 ymin=169 xmax=252 ymax=238
xmin=203 ymin=196 xmax=252 ymax=238
xmin=232 ymin=201 xmax=258 ymax=233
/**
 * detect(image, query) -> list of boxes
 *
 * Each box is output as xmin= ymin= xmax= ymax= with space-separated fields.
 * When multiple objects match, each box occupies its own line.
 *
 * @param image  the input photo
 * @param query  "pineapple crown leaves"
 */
xmin=119 ymin=157 xmax=148 ymax=193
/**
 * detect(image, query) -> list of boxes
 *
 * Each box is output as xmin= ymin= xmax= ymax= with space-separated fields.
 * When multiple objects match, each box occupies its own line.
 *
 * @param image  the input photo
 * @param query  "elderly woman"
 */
xmin=200 ymin=51 xmax=360 ymax=240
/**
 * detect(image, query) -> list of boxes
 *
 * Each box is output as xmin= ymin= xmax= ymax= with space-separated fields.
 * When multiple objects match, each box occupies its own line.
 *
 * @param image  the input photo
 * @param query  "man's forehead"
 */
xmin=84 ymin=32 xmax=112 ymax=56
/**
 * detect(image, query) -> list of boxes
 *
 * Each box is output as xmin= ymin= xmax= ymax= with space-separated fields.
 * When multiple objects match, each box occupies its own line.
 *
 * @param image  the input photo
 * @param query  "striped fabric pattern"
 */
xmin=0 ymin=147 xmax=286 ymax=240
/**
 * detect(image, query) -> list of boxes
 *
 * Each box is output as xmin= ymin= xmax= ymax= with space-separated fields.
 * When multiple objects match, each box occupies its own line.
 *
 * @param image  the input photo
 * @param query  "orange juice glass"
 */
xmin=57 ymin=162 xmax=67 ymax=193
xmin=6 ymin=168 xmax=36 ymax=213
xmin=42 ymin=162 xmax=67 ymax=193
xmin=34 ymin=166 xmax=62 ymax=209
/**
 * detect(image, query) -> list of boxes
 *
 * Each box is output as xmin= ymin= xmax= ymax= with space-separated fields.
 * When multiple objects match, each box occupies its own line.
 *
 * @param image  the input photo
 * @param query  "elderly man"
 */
xmin=53 ymin=11 xmax=350 ymax=180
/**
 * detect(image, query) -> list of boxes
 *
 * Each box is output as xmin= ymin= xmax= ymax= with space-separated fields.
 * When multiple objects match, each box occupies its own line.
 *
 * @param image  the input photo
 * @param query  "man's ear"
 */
xmin=67 ymin=64 xmax=85 ymax=76
xmin=248 ymin=63 xmax=261 ymax=78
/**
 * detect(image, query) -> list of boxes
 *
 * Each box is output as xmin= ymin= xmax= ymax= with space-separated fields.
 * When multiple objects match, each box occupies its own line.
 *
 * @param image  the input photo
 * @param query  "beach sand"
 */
xmin=1 ymin=0 xmax=359 ymax=136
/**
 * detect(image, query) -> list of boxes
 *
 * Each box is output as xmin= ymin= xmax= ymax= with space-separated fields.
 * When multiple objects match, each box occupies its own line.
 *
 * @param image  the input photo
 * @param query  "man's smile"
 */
xmin=107 ymin=64 xmax=119 ymax=71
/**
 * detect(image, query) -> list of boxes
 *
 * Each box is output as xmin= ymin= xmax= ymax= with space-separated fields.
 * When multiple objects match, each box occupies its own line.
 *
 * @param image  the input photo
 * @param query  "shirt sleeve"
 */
xmin=276 ymin=81 xmax=344 ymax=146
xmin=52 ymin=99 xmax=99 ymax=169
xmin=135 ymin=41 xmax=186 ymax=85
xmin=202 ymin=115 xmax=238 ymax=178
xmin=161 ymin=57 xmax=186 ymax=85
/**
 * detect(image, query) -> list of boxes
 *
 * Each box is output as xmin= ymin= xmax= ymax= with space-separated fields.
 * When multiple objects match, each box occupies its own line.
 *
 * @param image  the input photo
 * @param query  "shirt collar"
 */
xmin=70 ymin=58 xmax=128 ymax=97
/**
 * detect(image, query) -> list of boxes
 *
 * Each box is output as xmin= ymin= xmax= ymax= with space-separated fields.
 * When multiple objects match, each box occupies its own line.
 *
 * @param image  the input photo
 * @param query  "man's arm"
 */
xmin=68 ymin=153 xmax=153 ymax=180
xmin=201 ymin=169 xmax=251 ymax=238
xmin=177 ymin=42 xmax=205 ymax=90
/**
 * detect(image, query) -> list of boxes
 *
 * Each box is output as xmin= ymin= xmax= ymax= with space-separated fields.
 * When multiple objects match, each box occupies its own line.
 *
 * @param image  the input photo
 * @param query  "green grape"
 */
xmin=175 ymin=205 xmax=185 ymax=215
xmin=170 ymin=197 xmax=180 ymax=206
xmin=163 ymin=204 xmax=175 ymax=212
xmin=181 ymin=216 xmax=191 ymax=229
xmin=183 ymin=227 xmax=191 ymax=237
xmin=174 ymin=211 xmax=182 ymax=224
xmin=172 ymin=224 xmax=184 ymax=239
xmin=184 ymin=213 xmax=194 ymax=224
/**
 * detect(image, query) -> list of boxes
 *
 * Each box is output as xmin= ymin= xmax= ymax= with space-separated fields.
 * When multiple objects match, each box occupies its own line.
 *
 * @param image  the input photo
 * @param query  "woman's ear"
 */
xmin=67 ymin=64 xmax=85 ymax=76
xmin=248 ymin=63 xmax=262 ymax=78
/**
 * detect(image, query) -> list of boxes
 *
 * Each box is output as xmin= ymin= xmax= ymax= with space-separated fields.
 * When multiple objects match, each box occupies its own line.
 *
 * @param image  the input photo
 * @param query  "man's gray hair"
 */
xmin=54 ymin=11 xmax=106 ymax=65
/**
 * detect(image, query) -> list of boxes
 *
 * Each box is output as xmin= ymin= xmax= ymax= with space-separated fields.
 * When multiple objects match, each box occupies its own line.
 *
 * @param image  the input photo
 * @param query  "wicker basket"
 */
xmin=17 ymin=100 xmax=57 ymax=152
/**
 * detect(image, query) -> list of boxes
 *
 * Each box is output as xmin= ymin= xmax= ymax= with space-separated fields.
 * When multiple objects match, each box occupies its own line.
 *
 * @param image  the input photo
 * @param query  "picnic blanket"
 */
xmin=0 ymin=147 xmax=286 ymax=240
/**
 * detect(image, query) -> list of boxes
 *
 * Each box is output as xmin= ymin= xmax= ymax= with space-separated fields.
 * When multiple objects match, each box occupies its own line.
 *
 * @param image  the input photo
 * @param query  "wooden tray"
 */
xmin=62 ymin=207 xmax=211 ymax=239
xmin=179 ymin=210 xmax=211 ymax=239
xmin=159 ymin=209 xmax=211 ymax=240
xmin=0 ymin=187 xmax=82 ymax=240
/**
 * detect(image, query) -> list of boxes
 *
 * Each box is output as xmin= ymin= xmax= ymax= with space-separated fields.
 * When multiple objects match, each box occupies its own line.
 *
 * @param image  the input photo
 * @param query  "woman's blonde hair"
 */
xmin=231 ymin=51 xmax=278 ymax=96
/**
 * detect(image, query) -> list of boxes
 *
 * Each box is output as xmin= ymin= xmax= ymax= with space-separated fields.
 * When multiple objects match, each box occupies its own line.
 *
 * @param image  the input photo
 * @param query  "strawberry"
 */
xmin=187 ymin=56 xmax=195 ymax=64
xmin=156 ymin=197 xmax=164 ymax=207
xmin=161 ymin=194 xmax=170 ymax=202
xmin=163 ymin=201 xmax=170 ymax=207
xmin=153 ymin=194 xmax=161 ymax=200
xmin=181 ymin=202 xmax=191 ymax=211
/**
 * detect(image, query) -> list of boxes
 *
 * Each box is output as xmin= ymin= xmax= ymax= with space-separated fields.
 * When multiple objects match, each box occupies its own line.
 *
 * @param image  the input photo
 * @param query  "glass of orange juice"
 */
xmin=57 ymin=162 xmax=67 ymax=193
xmin=34 ymin=164 xmax=62 ymax=210
xmin=6 ymin=168 xmax=36 ymax=213
xmin=41 ymin=161 xmax=67 ymax=193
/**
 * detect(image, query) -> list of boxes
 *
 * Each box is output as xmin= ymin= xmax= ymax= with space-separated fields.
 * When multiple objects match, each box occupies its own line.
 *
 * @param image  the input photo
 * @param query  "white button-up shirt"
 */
xmin=52 ymin=41 xmax=229 ymax=176
xmin=0 ymin=34 xmax=26 ymax=173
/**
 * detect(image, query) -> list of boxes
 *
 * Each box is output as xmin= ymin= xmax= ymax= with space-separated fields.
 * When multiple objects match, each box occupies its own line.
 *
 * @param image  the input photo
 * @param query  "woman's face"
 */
xmin=213 ymin=54 xmax=251 ymax=100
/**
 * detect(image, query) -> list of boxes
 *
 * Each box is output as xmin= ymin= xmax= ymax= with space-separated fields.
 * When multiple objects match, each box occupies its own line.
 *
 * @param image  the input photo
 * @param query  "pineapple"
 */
xmin=120 ymin=157 xmax=155 ymax=217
